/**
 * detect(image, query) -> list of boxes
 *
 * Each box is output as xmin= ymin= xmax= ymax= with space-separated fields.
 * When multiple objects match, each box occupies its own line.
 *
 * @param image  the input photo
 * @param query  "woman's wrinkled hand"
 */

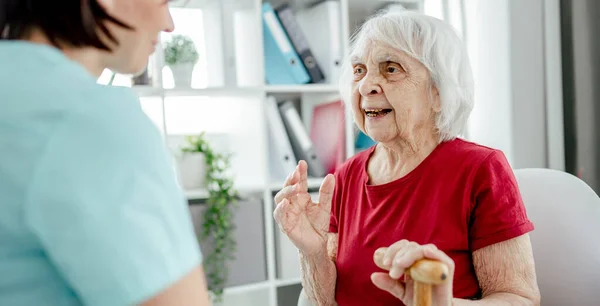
xmin=273 ymin=160 xmax=335 ymax=256
xmin=371 ymin=240 xmax=455 ymax=306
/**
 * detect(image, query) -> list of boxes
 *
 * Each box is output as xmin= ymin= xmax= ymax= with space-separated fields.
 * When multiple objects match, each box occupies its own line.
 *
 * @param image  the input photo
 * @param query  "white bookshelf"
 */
xmin=112 ymin=0 xmax=427 ymax=305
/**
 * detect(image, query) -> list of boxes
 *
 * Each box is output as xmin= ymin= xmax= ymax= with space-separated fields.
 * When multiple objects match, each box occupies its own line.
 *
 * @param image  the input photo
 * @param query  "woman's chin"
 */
xmin=363 ymin=130 xmax=393 ymax=144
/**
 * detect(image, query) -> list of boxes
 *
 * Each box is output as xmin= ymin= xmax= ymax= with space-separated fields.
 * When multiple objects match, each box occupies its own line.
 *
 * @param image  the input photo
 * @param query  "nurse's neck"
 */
xmin=26 ymin=29 xmax=106 ymax=78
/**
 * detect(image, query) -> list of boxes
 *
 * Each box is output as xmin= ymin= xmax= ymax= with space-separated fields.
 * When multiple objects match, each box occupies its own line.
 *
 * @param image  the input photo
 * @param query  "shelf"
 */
xmin=265 ymin=84 xmax=340 ymax=93
xmin=219 ymin=278 xmax=301 ymax=296
xmin=131 ymin=86 xmax=264 ymax=97
xmin=131 ymin=84 xmax=341 ymax=97
xmin=223 ymin=280 xmax=271 ymax=295
xmin=185 ymin=188 xmax=209 ymax=200
xmin=185 ymin=183 xmax=266 ymax=204
xmin=268 ymin=177 xmax=325 ymax=192
xmin=274 ymin=278 xmax=302 ymax=288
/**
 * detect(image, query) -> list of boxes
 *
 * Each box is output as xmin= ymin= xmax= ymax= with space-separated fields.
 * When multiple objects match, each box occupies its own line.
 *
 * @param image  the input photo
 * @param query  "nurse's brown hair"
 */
xmin=0 ymin=0 xmax=132 ymax=51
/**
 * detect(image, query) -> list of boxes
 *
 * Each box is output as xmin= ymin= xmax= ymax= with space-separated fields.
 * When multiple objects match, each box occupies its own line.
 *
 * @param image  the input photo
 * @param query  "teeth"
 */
xmin=365 ymin=108 xmax=391 ymax=117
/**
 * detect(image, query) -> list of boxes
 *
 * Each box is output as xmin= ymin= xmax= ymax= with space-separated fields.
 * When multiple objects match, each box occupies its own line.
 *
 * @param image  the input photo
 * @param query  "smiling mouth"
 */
xmin=364 ymin=108 xmax=392 ymax=117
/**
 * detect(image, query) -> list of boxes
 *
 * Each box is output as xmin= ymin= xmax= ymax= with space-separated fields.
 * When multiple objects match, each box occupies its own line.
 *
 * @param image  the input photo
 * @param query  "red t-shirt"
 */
xmin=329 ymin=138 xmax=534 ymax=305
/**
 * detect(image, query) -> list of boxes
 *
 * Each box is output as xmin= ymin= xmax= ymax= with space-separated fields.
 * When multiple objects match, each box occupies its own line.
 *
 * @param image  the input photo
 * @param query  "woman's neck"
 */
xmin=368 ymin=131 xmax=440 ymax=185
xmin=26 ymin=29 xmax=106 ymax=77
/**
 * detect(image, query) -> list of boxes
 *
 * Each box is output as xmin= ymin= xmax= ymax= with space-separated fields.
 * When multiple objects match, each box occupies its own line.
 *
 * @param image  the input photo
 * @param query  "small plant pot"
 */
xmin=209 ymin=292 xmax=224 ymax=306
xmin=177 ymin=152 xmax=207 ymax=190
xmin=170 ymin=63 xmax=195 ymax=88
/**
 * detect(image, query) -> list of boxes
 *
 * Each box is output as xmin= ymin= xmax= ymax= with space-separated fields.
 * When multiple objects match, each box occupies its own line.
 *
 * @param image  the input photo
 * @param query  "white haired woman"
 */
xmin=274 ymin=11 xmax=541 ymax=306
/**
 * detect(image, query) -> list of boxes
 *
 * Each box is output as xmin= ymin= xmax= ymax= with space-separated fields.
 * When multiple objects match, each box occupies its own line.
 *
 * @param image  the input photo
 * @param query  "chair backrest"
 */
xmin=514 ymin=168 xmax=600 ymax=305
xmin=297 ymin=288 xmax=312 ymax=306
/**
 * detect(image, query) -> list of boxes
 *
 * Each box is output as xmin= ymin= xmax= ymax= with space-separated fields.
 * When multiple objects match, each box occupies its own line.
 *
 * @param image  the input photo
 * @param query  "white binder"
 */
xmin=295 ymin=1 xmax=343 ymax=84
xmin=266 ymin=96 xmax=298 ymax=182
xmin=278 ymin=101 xmax=326 ymax=178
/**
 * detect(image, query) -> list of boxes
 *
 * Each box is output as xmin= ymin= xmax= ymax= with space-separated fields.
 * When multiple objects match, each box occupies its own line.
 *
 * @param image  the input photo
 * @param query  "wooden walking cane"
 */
xmin=374 ymin=248 xmax=449 ymax=306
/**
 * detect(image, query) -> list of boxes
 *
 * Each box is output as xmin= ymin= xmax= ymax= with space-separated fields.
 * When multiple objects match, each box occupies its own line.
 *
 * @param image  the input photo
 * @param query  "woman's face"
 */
xmin=99 ymin=0 xmax=175 ymax=74
xmin=350 ymin=42 xmax=440 ymax=144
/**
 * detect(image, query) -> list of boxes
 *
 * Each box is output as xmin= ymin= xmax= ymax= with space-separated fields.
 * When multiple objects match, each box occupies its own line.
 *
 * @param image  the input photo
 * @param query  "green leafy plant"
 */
xmin=181 ymin=133 xmax=238 ymax=303
xmin=164 ymin=34 xmax=199 ymax=66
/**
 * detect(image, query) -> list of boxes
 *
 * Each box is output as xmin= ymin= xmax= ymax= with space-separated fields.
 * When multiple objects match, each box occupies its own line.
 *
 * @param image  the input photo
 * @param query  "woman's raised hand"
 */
xmin=273 ymin=160 xmax=335 ymax=256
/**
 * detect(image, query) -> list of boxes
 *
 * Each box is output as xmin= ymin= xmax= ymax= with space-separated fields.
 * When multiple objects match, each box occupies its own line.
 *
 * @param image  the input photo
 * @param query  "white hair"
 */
xmin=338 ymin=10 xmax=474 ymax=142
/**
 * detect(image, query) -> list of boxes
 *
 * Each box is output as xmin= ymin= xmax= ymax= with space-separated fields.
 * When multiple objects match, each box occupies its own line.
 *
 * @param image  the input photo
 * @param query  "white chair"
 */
xmin=298 ymin=168 xmax=600 ymax=306
xmin=514 ymin=168 xmax=600 ymax=305
xmin=297 ymin=289 xmax=312 ymax=306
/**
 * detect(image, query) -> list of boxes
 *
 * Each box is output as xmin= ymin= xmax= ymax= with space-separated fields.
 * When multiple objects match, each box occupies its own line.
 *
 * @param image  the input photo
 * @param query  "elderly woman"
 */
xmin=274 ymin=11 xmax=540 ymax=306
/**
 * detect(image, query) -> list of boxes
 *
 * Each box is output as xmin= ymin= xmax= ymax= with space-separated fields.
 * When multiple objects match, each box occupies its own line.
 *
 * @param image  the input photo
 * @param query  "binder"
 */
xmin=278 ymin=101 xmax=326 ymax=178
xmin=295 ymin=1 xmax=343 ymax=84
xmin=262 ymin=2 xmax=311 ymax=85
xmin=275 ymin=3 xmax=325 ymax=83
xmin=266 ymin=96 xmax=298 ymax=182
xmin=355 ymin=130 xmax=377 ymax=152
xmin=310 ymin=100 xmax=346 ymax=175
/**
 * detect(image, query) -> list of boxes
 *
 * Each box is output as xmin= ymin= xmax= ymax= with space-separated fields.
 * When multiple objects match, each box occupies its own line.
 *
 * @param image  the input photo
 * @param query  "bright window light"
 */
xmin=161 ymin=8 xmax=208 ymax=89
xmin=164 ymin=96 xmax=243 ymax=134
xmin=424 ymin=0 xmax=445 ymax=20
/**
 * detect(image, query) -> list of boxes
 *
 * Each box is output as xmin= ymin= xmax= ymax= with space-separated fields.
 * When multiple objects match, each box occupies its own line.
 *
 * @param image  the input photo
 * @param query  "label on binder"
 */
xmin=263 ymin=11 xmax=292 ymax=54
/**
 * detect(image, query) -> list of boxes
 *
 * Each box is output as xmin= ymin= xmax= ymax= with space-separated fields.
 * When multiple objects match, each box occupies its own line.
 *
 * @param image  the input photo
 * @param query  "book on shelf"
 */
xmin=267 ymin=95 xmax=351 ymax=183
xmin=295 ymin=0 xmax=343 ymax=85
xmin=275 ymin=3 xmax=325 ymax=84
xmin=262 ymin=2 xmax=311 ymax=85
xmin=266 ymin=96 xmax=298 ymax=182
xmin=263 ymin=1 xmax=338 ymax=85
xmin=310 ymin=100 xmax=346 ymax=175
xmin=278 ymin=100 xmax=326 ymax=178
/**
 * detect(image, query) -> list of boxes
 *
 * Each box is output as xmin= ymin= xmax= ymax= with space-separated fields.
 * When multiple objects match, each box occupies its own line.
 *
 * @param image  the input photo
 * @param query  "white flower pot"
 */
xmin=209 ymin=292 xmax=224 ymax=306
xmin=170 ymin=63 xmax=195 ymax=88
xmin=177 ymin=152 xmax=207 ymax=190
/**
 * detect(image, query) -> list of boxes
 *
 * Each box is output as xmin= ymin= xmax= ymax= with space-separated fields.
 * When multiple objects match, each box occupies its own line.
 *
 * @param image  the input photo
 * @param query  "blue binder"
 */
xmin=262 ymin=2 xmax=311 ymax=85
xmin=355 ymin=131 xmax=377 ymax=151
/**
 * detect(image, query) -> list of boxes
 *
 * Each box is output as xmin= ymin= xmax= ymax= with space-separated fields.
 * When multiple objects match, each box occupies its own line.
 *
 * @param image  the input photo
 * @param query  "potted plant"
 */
xmin=164 ymin=34 xmax=199 ymax=88
xmin=177 ymin=135 xmax=208 ymax=190
xmin=179 ymin=133 xmax=239 ymax=304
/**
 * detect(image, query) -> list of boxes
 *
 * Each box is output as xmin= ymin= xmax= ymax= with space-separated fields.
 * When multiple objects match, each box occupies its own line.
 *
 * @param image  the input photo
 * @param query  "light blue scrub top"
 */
xmin=0 ymin=41 xmax=202 ymax=305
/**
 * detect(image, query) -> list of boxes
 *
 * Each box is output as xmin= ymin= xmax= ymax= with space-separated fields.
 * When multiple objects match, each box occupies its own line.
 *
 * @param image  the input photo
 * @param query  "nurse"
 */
xmin=0 ymin=1 xmax=211 ymax=305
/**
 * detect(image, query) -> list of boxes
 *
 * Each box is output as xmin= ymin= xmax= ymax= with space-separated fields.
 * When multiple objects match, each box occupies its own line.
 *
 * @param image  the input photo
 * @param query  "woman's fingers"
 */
xmin=297 ymin=160 xmax=309 ymax=192
xmin=283 ymin=165 xmax=299 ymax=187
xmin=275 ymin=161 xmax=308 ymax=204
xmin=390 ymin=244 xmax=425 ymax=279
xmin=423 ymin=244 xmax=455 ymax=274
xmin=371 ymin=272 xmax=406 ymax=300
xmin=273 ymin=199 xmax=293 ymax=233
xmin=383 ymin=240 xmax=409 ymax=267
xmin=274 ymin=184 xmax=297 ymax=204
xmin=317 ymin=174 xmax=335 ymax=212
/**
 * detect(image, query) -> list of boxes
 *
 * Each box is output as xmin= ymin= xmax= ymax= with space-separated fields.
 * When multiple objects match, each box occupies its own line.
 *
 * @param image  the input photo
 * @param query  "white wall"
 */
xmin=466 ymin=0 xmax=562 ymax=170
xmin=509 ymin=0 xmax=548 ymax=169
xmin=466 ymin=0 xmax=514 ymax=163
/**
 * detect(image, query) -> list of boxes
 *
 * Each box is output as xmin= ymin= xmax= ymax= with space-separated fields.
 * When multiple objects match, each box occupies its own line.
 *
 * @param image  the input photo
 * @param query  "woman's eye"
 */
xmin=385 ymin=63 xmax=403 ymax=73
xmin=353 ymin=67 xmax=365 ymax=75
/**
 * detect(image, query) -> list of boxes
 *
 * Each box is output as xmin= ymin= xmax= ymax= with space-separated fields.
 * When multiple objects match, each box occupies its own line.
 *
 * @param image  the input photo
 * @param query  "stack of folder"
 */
xmin=262 ymin=1 xmax=342 ymax=85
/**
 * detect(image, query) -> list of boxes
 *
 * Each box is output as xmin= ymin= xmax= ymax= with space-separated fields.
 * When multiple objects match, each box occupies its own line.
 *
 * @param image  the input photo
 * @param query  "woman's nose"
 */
xmin=164 ymin=12 xmax=175 ymax=33
xmin=358 ymin=72 xmax=383 ymax=96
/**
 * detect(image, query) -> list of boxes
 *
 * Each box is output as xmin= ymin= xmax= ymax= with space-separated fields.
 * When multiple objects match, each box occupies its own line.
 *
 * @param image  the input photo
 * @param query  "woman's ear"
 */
xmin=431 ymin=85 xmax=441 ymax=113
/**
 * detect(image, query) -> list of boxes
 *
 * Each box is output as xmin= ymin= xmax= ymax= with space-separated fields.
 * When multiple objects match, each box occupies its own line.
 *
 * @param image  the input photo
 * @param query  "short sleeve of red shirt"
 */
xmin=469 ymin=150 xmax=534 ymax=251
xmin=329 ymin=168 xmax=345 ymax=234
